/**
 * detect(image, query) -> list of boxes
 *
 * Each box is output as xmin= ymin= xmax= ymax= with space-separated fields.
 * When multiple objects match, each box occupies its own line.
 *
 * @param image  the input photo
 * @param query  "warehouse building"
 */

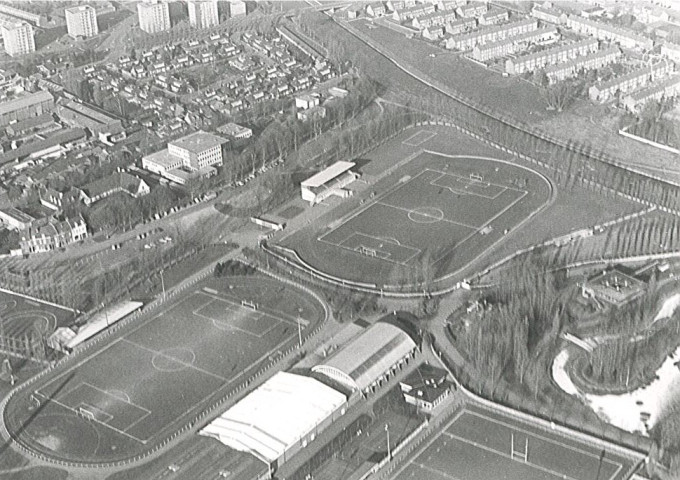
xmin=312 ymin=321 xmax=418 ymax=396
xmin=0 ymin=90 xmax=53 ymax=126
xmin=200 ymin=371 xmax=347 ymax=474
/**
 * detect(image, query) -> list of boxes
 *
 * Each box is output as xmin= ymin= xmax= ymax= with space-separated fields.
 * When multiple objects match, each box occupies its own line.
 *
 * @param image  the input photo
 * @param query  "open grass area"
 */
xmin=394 ymin=404 xmax=635 ymax=480
xmin=4 ymin=274 xmax=325 ymax=463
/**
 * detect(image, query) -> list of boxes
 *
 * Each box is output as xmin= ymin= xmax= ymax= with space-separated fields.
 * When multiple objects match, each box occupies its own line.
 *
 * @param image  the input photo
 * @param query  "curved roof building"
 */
xmin=312 ymin=322 xmax=417 ymax=393
xmin=200 ymin=372 xmax=346 ymax=465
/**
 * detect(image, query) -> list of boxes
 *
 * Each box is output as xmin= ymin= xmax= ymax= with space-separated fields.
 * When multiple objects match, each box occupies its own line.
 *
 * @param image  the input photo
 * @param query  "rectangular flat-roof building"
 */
xmin=65 ymin=5 xmax=98 ymax=38
xmin=0 ymin=90 xmax=53 ymax=126
xmin=138 ymin=1 xmax=170 ymax=34
xmin=188 ymin=0 xmax=219 ymax=29
xmin=301 ymin=161 xmax=359 ymax=205
xmin=0 ymin=18 xmax=34 ymax=57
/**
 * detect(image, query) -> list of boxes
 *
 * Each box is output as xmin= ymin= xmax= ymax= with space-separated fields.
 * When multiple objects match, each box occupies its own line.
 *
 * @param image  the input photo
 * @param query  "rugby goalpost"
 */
xmin=511 ymin=432 xmax=529 ymax=463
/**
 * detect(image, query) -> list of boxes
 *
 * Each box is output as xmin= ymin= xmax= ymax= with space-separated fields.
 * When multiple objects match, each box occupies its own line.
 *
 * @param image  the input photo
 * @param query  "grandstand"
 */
xmin=300 ymin=161 xmax=360 ymax=205
xmin=312 ymin=321 xmax=418 ymax=396
xmin=200 ymin=372 xmax=347 ymax=473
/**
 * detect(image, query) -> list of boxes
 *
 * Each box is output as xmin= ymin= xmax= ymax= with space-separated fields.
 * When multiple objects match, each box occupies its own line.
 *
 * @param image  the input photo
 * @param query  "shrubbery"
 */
xmin=213 ymin=260 xmax=256 ymax=277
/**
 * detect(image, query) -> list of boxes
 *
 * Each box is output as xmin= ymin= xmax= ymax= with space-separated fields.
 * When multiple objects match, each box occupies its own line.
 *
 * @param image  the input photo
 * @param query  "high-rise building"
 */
xmin=228 ymin=0 xmax=246 ymax=17
xmin=188 ymin=0 xmax=219 ymax=29
xmin=65 ymin=5 xmax=99 ymax=38
xmin=137 ymin=1 xmax=171 ymax=34
xmin=0 ymin=19 xmax=35 ymax=57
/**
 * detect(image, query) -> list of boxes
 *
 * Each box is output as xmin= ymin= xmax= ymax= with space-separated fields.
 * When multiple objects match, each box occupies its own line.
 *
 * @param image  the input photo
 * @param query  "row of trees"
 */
xmin=453 ymin=256 xmax=568 ymax=398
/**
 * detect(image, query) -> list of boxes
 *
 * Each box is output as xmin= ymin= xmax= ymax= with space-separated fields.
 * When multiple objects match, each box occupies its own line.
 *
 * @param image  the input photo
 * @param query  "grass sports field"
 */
xmin=280 ymin=135 xmax=551 ymax=287
xmin=5 ymin=275 xmax=325 ymax=463
xmin=394 ymin=405 xmax=635 ymax=480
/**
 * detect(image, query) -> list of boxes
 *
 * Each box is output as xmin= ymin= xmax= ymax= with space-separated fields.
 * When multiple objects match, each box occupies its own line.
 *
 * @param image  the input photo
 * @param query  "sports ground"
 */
xmin=0 ymin=289 xmax=74 ymax=355
xmin=5 ymin=275 xmax=325 ymax=463
xmin=279 ymin=130 xmax=551 ymax=287
xmin=394 ymin=405 xmax=635 ymax=480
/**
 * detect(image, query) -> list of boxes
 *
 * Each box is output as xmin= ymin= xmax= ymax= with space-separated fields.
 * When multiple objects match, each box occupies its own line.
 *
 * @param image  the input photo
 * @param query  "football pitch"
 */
xmin=283 ymin=149 xmax=551 ymax=287
xmin=7 ymin=275 xmax=325 ymax=463
xmin=394 ymin=405 xmax=634 ymax=480
xmin=320 ymin=168 xmax=527 ymax=265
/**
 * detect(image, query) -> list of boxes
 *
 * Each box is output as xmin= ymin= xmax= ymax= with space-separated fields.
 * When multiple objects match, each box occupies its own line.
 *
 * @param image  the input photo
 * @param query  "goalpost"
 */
xmin=79 ymin=406 xmax=95 ymax=422
xmin=510 ymin=432 xmax=529 ymax=463
xmin=241 ymin=299 xmax=258 ymax=311
xmin=469 ymin=173 xmax=484 ymax=183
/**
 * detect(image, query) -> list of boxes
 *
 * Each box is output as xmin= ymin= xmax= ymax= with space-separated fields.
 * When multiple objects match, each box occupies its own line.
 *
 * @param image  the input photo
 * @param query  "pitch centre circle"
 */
xmin=151 ymin=347 xmax=196 ymax=372
xmin=408 ymin=207 xmax=444 ymax=224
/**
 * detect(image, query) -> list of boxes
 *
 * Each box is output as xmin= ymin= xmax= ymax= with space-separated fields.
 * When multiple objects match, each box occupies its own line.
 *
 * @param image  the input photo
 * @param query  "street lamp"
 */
xmin=385 ymin=424 xmax=391 ymax=461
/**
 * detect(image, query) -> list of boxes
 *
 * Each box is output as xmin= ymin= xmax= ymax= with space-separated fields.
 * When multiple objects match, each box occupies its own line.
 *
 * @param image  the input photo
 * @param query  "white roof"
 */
xmin=65 ymin=301 xmax=143 ymax=349
xmin=312 ymin=322 xmax=416 ymax=391
xmin=301 ymin=161 xmax=355 ymax=188
xmin=200 ymin=372 xmax=346 ymax=463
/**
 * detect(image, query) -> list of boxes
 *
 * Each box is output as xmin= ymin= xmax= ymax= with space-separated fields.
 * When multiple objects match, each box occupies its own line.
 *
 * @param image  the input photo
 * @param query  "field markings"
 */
xmin=195 ymin=290 xmax=303 ymax=329
xmin=121 ymin=338 xmax=228 ymax=382
xmin=409 ymin=462 xmax=461 ymax=480
xmin=403 ymin=130 xmax=437 ymax=147
xmin=442 ymin=431 xmax=580 ymax=480
xmin=376 ymin=202 xmax=480 ymax=230
xmin=193 ymin=299 xmax=282 ymax=339
xmin=448 ymin=410 xmax=623 ymax=480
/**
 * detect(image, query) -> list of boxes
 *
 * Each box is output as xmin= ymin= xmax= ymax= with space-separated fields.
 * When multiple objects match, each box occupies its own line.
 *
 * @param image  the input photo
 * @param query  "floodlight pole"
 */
xmin=297 ymin=316 xmax=303 ymax=348
xmin=160 ymin=269 xmax=166 ymax=301
xmin=385 ymin=424 xmax=391 ymax=461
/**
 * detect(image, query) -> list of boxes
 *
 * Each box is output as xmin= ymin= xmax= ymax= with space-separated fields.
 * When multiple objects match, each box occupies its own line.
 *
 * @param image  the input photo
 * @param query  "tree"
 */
xmin=542 ymin=81 xmax=578 ymax=112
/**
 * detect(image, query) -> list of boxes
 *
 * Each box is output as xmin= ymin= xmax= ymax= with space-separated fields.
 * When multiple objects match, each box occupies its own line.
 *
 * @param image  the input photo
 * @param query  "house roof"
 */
xmin=0 ymin=90 xmax=53 ymax=117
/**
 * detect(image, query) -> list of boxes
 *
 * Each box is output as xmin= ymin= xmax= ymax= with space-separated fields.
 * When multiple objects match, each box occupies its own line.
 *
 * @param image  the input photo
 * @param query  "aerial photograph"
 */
xmin=1 ymin=0 xmax=680 ymax=479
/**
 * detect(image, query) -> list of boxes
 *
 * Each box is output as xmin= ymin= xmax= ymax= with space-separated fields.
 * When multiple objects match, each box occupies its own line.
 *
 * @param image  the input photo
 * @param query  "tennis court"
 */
xmin=394 ymin=405 xmax=634 ymax=480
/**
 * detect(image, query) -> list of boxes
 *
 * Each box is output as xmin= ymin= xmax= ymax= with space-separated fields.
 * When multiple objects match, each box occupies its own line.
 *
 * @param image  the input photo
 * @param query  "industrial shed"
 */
xmin=200 ymin=372 xmax=347 ymax=471
xmin=312 ymin=321 xmax=418 ymax=395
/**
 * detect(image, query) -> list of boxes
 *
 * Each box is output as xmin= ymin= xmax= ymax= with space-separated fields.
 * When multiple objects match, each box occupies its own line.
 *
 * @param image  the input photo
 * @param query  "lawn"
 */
xmin=394 ymin=404 xmax=635 ymax=480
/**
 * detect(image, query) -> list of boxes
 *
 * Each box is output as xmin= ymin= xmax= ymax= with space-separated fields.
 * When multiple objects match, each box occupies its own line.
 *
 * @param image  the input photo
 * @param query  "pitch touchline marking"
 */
xmin=123 ymin=409 xmax=152 ymax=434
xmin=193 ymin=308 xmax=280 ymax=339
xmin=428 ymin=167 xmax=527 ymax=194
xmin=84 ymin=382 xmax=151 ymax=414
xmin=195 ymin=291 xmax=301 ymax=328
xmin=46 ymin=396 xmax=146 ymax=444
xmin=411 ymin=462 xmax=463 ymax=480
xmin=121 ymin=338 xmax=228 ymax=382
xmin=462 ymin=410 xmax=622 ymax=471
xmin=377 ymin=202 xmax=479 ymax=230
xmin=443 ymin=431 xmax=581 ymax=480
xmin=403 ymin=130 xmax=437 ymax=147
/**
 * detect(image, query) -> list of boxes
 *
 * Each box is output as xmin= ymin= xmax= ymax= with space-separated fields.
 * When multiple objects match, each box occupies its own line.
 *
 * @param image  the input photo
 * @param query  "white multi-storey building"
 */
xmin=188 ymin=0 xmax=219 ymax=29
xmin=138 ymin=1 xmax=171 ymax=34
xmin=65 ymin=5 xmax=98 ymax=38
xmin=0 ymin=18 xmax=34 ymax=57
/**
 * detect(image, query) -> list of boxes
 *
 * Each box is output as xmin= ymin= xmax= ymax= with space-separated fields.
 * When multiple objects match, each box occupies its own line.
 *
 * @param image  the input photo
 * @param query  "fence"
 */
xmin=0 ymin=256 xmax=331 ymax=469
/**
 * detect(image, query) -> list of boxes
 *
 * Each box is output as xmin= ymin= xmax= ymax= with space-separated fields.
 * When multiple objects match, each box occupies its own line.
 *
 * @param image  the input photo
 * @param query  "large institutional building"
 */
xmin=142 ymin=130 xmax=227 ymax=184
xmin=0 ymin=17 xmax=35 ymax=57
xmin=188 ymin=0 xmax=219 ymax=29
xmin=138 ymin=0 xmax=171 ymax=34
xmin=65 ymin=5 xmax=99 ymax=38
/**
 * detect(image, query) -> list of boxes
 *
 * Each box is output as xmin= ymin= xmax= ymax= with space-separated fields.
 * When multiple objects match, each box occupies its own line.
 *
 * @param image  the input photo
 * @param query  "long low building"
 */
xmin=472 ymin=26 xmax=558 ymax=62
xmin=589 ymin=61 xmax=673 ymax=103
xmin=445 ymin=17 xmax=538 ymax=51
xmin=621 ymin=75 xmax=680 ymax=112
xmin=505 ymin=38 xmax=599 ymax=75
xmin=545 ymin=46 xmax=621 ymax=84
xmin=57 ymin=100 xmax=123 ymax=137
xmin=200 ymin=372 xmax=347 ymax=472
xmin=565 ymin=15 xmax=654 ymax=51
xmin=0 ymin=90 xmax=53 ymax=126
xmin=300 ymin=161 xmax=359 ymax=205
xmin=312 ymin=321 xmax=418 ymax=395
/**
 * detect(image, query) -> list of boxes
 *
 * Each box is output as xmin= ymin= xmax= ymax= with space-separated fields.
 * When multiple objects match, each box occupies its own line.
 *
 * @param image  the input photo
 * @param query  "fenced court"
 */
xmin=319 ymin=168 xmax=527 ymax=266
xmin=12 ymin=275 xmax=324 ymax=462
xmin=394 ymin=405 xmax=632 ymax=480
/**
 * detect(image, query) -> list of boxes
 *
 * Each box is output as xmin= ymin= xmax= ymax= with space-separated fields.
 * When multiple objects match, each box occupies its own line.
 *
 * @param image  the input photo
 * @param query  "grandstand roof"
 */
xmin=301 ymin=161 xmax=355 ymax=188
xmin=312 ymin=322 xmax=416 ymax=391
xmin=200 ymin=372 xmax=346 ymax=463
